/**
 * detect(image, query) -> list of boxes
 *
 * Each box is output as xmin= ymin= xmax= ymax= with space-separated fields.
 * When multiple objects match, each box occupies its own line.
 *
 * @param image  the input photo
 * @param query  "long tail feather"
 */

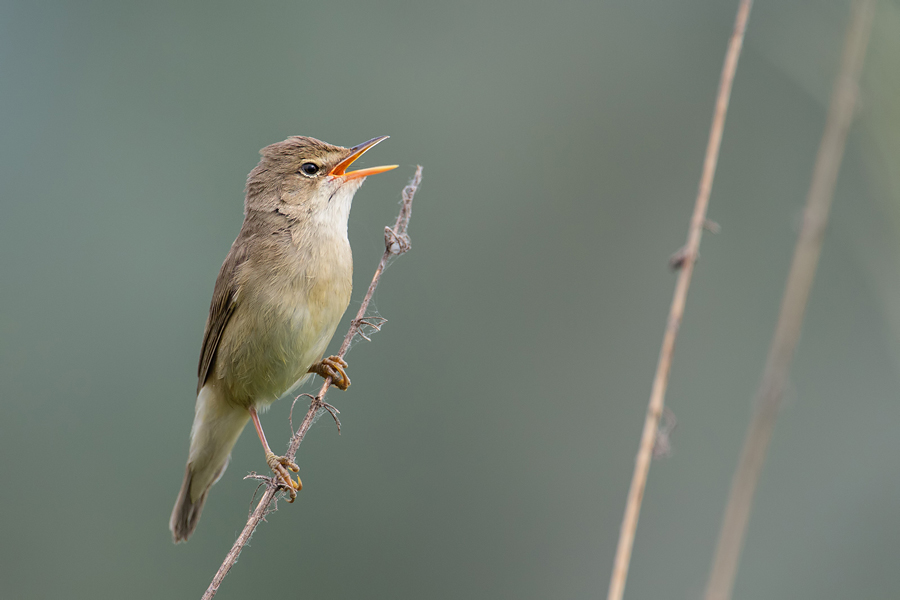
xmin=169 ymin=385 xmax=249 ymax=542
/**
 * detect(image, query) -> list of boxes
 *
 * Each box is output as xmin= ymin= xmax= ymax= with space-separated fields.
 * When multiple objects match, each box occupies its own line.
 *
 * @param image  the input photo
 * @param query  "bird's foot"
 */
xmin=265 ymin=451 xmax=302 ymax=502
xmin=309 ymin=356 xmax=350 ymax=390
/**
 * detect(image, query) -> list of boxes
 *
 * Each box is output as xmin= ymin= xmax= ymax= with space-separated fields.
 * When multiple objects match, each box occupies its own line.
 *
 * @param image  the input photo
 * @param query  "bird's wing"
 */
xmin=196 ymin=238 xmax=249 ymax=394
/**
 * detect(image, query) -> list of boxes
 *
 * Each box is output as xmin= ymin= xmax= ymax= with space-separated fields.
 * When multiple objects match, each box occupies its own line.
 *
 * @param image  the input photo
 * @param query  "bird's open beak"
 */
xmin=329 ymin=136 xmax=398 ymax=181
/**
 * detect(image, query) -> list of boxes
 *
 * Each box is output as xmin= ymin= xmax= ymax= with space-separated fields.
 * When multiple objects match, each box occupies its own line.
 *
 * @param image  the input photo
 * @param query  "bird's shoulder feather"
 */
xmin=196 ymin=232 xmax=251 ymax=394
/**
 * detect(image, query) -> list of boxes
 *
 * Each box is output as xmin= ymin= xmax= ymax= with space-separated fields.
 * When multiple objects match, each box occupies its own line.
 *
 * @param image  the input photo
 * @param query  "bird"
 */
xmin=169 ymin=135 xmax=397 ymax=542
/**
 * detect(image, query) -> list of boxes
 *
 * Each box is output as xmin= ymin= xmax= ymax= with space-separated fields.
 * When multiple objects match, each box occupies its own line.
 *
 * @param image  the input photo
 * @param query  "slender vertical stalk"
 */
xmin=606 ymin=2 xmax=753 ymax=599
xmin=202 ymin=167 xmax=422 ymax=600
xmin=703 ymin=3 xmax=875 ymax=600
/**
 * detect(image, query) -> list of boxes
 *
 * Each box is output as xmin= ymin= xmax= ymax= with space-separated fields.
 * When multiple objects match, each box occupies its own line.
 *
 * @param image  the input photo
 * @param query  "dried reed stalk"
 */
xmin=606 ymin=2 xmax=753 ymax=599
xmin=202 ymin=166 xmax=423 ymax=600
xmin=704 ymin=3 xmax=874 ymax=599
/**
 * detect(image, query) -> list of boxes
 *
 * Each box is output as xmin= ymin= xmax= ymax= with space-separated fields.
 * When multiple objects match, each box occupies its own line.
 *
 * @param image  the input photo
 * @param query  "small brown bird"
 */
xmin=170 ymin=136 xmax=397 ymax=542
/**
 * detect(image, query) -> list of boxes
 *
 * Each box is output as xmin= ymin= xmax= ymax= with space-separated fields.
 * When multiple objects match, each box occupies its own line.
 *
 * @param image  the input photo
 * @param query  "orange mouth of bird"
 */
xmin=329 ymin=136 xmax=398 ymax=182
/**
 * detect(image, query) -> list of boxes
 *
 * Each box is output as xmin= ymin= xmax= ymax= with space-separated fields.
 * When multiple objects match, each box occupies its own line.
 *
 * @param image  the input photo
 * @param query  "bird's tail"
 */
xmin=170 ymin=385 xmax=249 ymax=543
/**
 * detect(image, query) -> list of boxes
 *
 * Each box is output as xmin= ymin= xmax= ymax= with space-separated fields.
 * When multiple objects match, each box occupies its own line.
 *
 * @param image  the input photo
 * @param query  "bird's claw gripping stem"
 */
xmin=309 ymin=355 xmax=351 ymax=390
xmin=265 ymin=451 xmax=302 ymax=502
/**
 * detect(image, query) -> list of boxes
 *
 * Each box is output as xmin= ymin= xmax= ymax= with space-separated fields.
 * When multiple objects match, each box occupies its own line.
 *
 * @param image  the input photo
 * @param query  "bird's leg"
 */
xmin=308 ymin=355 xmax=351 ymax=390
xmin=249 ymin=406 xmax=301 ymax=502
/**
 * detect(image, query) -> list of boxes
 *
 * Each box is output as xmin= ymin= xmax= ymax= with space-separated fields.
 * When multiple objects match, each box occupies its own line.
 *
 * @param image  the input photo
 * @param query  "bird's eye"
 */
xmin=299 ymin=162 xmax=320 ymax=177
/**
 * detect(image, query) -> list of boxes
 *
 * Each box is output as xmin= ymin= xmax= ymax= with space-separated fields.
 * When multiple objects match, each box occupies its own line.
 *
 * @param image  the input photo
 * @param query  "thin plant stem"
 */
xmin=606 ymin=2 xmax=752 ymax=599
xmin=201 ymin=166 xmax=423 ymax=600
xmin=703 ymin=3 xmax=875 ymax=599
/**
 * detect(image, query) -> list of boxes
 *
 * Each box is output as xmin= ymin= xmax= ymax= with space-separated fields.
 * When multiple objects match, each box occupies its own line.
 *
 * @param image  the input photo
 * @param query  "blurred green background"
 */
xmin=2 ymin=1 xmax=899 ymax=598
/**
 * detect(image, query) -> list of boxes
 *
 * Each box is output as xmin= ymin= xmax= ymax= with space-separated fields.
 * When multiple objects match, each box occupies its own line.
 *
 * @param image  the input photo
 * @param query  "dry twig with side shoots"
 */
xmin=606 ymin=2 xmax=753 ymax=599
xmin=201 ymin=166 xmax=423 ymax=600
xmin=704 ymin=3 xmax=874 ymax=599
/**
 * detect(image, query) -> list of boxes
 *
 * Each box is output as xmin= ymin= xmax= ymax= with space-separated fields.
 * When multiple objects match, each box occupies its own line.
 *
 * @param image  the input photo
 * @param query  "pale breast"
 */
xmin=215 ymin=232 xmax=352 ymax=407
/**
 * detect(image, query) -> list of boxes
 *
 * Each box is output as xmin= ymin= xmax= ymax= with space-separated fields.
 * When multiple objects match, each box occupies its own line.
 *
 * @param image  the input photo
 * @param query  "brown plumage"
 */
xmin=170 ymin=136 xmax=396 ymax=542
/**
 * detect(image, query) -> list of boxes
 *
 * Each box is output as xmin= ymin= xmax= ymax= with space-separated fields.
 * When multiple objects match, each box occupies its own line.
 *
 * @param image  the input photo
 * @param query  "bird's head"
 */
xmin=245 ymin=136 xmax=396 ymax=225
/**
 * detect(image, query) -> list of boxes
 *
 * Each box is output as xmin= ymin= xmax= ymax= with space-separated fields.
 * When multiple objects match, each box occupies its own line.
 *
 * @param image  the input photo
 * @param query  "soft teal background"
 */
xmin=2 ymin=1 xmax=899 ymax=598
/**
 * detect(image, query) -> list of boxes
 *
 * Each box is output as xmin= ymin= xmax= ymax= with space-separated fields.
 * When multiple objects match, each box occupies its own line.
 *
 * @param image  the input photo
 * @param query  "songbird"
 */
xmin=170 ymin=136 xmax=397 ymax=542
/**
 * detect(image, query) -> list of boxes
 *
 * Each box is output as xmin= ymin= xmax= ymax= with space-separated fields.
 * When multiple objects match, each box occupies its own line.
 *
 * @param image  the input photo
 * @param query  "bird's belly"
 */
xmin=216 ymin=278 xmax=350 ymax=407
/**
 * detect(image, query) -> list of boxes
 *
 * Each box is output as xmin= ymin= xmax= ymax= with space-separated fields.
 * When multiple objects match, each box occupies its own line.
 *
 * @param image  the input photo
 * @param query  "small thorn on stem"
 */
xmin=653 ymin=407 xmax=677 ymax=458
xmin=669 ymin=247 xmax=697 ymax=270
xmin=290 ymin=393 xmax=316 ymax=432
xmin=385 ymin=226 xmax=411 ymax=255
xmin=317 ymin=401 xmax=342 ymax=433
xmin=353 ymin=316 xmax=387 ymax=342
